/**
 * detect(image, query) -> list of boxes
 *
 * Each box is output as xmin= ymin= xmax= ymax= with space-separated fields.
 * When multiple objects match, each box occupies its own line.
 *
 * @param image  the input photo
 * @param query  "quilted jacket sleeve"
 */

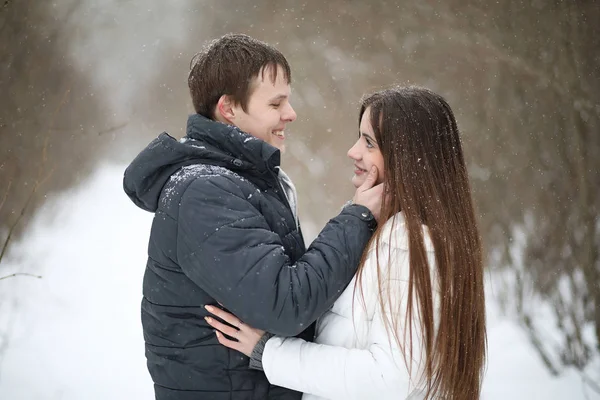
xmin=176 ymin=175 xmax=377 ymax=336
xmin=260 ymin=245 xmax=429 ymax=400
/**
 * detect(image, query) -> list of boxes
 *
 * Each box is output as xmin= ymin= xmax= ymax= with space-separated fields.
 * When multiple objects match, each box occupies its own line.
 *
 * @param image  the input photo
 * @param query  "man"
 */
xmin=123 ymin=33 xmax=382 ymax=400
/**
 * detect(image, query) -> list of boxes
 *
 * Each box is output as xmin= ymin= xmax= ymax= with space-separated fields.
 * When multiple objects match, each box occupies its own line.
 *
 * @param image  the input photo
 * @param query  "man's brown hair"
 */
xmin=188 ymin=33 xmax=292 ymax=119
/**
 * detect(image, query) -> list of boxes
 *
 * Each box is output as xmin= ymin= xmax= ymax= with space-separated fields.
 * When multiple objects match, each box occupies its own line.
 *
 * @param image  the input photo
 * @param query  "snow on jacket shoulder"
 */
xmin=262 ymin=213 xmax=438 ymax=400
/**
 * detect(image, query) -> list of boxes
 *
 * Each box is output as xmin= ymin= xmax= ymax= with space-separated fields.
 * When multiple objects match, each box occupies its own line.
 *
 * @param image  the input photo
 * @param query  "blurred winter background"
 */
xmin=1 ymin=1 xmax=598 ymax=399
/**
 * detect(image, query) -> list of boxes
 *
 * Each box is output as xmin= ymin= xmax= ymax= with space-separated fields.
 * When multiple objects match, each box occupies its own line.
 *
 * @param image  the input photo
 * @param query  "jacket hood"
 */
xmin=123 ymin=114 xmax=281 ymax=212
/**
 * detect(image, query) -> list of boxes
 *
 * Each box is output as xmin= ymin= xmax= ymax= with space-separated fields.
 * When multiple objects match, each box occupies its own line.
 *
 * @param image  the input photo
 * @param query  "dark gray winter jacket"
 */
xmin=123 ymin=114 xmax=376 ymax=400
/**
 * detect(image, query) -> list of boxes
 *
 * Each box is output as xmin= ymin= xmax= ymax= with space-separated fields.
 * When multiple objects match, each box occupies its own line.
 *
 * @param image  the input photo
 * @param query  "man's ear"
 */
xmin=215 ymin=95 xmax=236 ymax=123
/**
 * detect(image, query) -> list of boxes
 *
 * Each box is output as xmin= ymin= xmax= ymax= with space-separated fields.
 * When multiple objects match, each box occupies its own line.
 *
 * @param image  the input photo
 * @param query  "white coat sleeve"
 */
xmin=262 ymin=248 xmax=423 ymax=400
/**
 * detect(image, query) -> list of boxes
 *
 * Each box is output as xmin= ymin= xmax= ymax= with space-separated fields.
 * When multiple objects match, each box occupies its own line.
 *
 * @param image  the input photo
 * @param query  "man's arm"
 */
xmin=176 ymin=175 xmax=376 ymax=336
xmin=260 ymin=248 xmax=417 ymax=400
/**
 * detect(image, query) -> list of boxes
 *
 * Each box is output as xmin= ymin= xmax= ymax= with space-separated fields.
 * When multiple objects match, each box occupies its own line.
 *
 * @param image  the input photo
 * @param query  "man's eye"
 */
xmin=271 ymin=103 xmax=281 ymax=108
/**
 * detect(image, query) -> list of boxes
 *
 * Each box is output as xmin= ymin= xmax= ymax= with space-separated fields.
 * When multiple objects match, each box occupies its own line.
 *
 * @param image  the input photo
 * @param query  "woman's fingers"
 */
xmin=205 ymin=305 xmax=242 ymax=328
xmin=215 ymin=330 xmax=241 ymax=352
xmin=204 ymin=304 xmax=257 ymax=357
xmin=205 ymin=315 xmax=239 ymax=338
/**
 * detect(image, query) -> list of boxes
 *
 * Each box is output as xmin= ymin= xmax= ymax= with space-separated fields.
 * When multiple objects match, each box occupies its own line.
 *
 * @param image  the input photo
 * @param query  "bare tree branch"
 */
xmin=98 ymin=121 xmax=129 ymax=136
xmin=0 ymin=179 xmax=10 ymax=214
xmin=0 ymin=273 xmax=42 ymax=281
xmin=0 ymin=84 xmax=69 ymax=266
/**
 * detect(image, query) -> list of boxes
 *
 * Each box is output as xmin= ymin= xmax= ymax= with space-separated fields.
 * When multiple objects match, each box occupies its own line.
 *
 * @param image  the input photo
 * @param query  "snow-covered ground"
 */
xmin=0 ymin=163 xmax=597 ymax=399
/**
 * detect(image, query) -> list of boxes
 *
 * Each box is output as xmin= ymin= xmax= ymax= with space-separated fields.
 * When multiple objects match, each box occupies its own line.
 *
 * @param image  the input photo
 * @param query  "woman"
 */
xmin=205 ymin=86 xmax=487 ymax=399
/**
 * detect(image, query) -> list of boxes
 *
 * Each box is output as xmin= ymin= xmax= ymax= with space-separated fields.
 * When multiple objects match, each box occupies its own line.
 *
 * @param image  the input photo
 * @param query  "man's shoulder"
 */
xmin=161 ymin=163 xmax=253 ymax=208
xmin=172 ymin=163 xmax=247 ymax=185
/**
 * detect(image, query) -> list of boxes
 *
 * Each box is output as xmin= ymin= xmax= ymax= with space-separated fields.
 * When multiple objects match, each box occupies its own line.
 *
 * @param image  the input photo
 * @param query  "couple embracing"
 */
xmin=124 ymin=33 xmax=486 ymax=400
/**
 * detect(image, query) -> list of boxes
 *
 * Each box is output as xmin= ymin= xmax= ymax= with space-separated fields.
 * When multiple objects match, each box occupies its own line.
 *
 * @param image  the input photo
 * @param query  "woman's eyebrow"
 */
xmin=360 ymin=132 xmax=375 ymax=141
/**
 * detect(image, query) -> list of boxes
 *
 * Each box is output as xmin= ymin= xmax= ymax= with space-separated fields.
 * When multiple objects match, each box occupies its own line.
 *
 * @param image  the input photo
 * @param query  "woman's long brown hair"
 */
xmin=354 ymin=86 xmax=486 ymax=399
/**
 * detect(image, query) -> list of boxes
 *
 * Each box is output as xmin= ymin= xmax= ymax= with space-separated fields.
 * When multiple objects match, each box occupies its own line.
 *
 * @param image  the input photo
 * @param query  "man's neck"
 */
xmin=213 ymin=113 xmax=230 ymax=126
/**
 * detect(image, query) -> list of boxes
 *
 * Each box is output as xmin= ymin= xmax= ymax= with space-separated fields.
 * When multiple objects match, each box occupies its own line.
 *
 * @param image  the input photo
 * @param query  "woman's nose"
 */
xmin=347 ymin=140 xmax=361 ymax=160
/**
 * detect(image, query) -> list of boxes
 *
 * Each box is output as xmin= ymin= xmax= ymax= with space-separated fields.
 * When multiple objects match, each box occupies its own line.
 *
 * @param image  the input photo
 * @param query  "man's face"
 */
xmin=231 ymin=65 xmax=297 ymax=153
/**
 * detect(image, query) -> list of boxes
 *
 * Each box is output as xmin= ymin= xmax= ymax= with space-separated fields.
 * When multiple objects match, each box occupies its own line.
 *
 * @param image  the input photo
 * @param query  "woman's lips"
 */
xmin=354 ymin=166 xmax=367 ymax=175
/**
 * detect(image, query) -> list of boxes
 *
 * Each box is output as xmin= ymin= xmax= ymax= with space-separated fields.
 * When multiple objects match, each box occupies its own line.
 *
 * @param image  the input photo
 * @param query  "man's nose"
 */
xmin=283 ymin=103 xmax=297 ymax=122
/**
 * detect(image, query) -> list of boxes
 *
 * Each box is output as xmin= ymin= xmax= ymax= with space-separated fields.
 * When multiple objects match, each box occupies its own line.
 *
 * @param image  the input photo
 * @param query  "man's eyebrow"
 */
xmin=269 ymin=94 xmax=288 ymax=102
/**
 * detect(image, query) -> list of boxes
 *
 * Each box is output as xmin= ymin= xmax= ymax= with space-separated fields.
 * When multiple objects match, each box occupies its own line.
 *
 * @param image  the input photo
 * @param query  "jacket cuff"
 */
xmin=249 ymin=332 xmax=275 ymax=371
xmin=342 ymin=203 xmax=377 ymax=231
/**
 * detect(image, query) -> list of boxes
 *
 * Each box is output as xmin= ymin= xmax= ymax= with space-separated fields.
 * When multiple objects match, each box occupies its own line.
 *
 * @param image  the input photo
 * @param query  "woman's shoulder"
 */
xmin=377 ymin=212 xmax=434 ymax=253
xmin=359 ymin=213 xmax=427 ymax=285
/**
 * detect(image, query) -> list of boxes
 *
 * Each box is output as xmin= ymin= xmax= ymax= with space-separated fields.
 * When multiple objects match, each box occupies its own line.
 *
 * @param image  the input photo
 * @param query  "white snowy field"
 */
xmin=0 ymin=163 xmax=597 ymax=399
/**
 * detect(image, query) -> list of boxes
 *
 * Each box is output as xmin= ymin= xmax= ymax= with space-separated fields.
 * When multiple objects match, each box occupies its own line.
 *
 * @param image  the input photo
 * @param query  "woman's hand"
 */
xmin=205 ymin=305 xmax=265 ymax=357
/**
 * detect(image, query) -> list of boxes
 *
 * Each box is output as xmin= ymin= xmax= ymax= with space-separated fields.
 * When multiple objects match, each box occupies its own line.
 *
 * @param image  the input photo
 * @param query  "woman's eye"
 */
xmin=365 ymin=139 xmax=374 ymax=149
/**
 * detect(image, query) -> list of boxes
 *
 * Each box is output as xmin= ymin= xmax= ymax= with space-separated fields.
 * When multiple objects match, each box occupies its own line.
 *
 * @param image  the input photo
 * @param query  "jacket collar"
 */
xmin=185 ymin=114 xmax=281 ymax=174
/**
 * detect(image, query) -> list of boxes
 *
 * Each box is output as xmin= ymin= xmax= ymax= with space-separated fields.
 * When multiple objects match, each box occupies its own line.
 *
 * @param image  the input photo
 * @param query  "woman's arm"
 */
xmin=206 ymin=303 xmax=410 ymax=400
xmin=262 ymin=245 xmax=424 ymax=400
xmin=261 ymin=301 xmax=413 ymax=400
xmin=206 ymin=246 xmax=421 ymax=400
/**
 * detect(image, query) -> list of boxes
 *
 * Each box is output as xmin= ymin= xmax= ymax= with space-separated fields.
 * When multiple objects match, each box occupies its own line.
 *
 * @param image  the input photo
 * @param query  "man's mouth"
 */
xmin=272 ymin=130 xmax=285 ymax=140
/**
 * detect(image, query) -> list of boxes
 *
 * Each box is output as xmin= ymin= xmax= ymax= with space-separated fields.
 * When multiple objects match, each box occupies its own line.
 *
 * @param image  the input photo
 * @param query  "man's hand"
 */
xmin=352 ymin=166 xmax=383 ymax=223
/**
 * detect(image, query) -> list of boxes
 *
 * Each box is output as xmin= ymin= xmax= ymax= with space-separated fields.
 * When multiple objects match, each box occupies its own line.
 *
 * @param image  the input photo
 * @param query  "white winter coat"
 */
xmin=262 ymin=213 xmax=439 ymax=400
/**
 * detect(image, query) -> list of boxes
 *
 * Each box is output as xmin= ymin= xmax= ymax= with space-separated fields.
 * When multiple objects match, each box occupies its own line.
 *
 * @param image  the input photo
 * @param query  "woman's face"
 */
xmin=347 ymin=108 xmax=385 ymax=188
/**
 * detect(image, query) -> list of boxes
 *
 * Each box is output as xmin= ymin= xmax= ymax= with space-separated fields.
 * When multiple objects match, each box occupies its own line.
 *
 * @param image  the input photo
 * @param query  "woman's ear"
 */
xmin=216 ymin=95 xmax=236 ymax=124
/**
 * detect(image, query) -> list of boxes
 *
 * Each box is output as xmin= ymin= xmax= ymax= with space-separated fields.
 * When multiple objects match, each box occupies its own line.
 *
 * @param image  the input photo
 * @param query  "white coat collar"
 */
xmin=378 ymin=212 xmax=434 ymax=253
